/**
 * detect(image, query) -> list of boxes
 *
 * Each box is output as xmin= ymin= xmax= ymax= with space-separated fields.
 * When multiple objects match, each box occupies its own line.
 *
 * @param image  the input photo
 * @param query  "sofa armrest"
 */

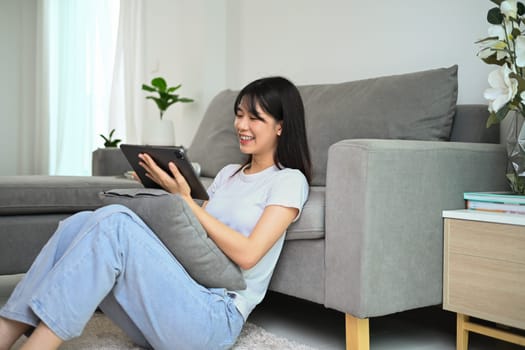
xmin=324 ymin=139 xmax=507 ymax=318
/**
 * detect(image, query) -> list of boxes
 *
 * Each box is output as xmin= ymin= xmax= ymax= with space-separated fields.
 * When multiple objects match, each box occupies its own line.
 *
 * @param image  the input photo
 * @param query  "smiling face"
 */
xmin=234 ymin=98 xmax=282 ymax=164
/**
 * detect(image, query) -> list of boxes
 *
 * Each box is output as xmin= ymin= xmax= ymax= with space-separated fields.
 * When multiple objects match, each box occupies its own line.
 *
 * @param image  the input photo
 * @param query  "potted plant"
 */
xmin=99 ymin=128 xmax=122 ymax=148
xmin=92 ymin=129 xmax=129 ymax=176
xmin=477 ymin=0 xmax=525 ymax=194
xmin=142 ymin=77 xmax=194 ymax=145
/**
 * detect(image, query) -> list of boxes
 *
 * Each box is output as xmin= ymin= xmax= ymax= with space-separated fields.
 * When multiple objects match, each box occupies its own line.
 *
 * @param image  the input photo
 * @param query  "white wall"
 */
xmin=0 ymin=0 xmax=498 ymax=174
xmin=0 ymin=0 xmax=36 ymax=175
xmin=144 ymin=0 xmax=497 ymax=147
xmin=143 ymin=0 xmax=228 ymax=148
xmin=226 ymin=0 xmax=493 ymax=105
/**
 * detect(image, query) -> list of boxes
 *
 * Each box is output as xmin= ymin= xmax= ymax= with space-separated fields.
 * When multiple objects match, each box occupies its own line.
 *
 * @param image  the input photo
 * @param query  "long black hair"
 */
xmin=234 ymin=76 xmax=312 ymax=184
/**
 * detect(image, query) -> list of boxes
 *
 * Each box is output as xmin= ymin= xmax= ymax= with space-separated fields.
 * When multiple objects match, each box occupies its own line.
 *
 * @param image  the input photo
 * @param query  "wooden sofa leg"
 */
xmin=345 ymin=313 xmax=370 ymax=350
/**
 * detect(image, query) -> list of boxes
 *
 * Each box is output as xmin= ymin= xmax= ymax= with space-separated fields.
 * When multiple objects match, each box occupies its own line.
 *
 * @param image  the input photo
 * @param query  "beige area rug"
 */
xmin=13 ymin=313 xmax=318 ymax=350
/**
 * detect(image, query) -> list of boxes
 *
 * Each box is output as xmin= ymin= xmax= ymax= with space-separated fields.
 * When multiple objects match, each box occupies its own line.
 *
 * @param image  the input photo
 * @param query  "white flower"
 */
xmin=478 ymin=38 xmax=508 ymax=60
xmin=501 ymin=0 xmax=518 ymax=18
xmin=484 ymin=66 xmax=518 ymax=112
xmin=484 ymin=23 xmax=512 ymax=60
xmin=488 ymin=24 xmax=506 ymax=39
xmin=515 ymin=36 xmax=525 ymax=66
xmin=488 ymin=20 xmax=514 ymax=39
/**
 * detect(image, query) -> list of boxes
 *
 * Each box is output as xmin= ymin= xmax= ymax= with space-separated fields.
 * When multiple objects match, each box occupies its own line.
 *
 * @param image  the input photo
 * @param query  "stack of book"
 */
xmin=464 ymin=192 xmax=525 ymax=215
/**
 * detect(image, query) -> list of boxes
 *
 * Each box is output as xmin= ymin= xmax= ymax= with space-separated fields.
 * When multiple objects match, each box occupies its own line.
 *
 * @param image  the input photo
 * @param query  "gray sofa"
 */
xmin=0 ymin=66 xmax=509 ymax=349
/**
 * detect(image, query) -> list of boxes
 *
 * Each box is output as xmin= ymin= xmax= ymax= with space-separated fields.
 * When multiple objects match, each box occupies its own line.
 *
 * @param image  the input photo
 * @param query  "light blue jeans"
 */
xmin=0 ymin=204 xmax=244 ymax=350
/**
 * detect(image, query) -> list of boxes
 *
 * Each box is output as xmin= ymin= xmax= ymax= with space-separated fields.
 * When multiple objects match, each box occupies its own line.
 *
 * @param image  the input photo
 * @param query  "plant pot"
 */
xmin=142 ymin=119 xmax=175 ymax=146
xmin=92 ymin=148 xmax=130 ymax=176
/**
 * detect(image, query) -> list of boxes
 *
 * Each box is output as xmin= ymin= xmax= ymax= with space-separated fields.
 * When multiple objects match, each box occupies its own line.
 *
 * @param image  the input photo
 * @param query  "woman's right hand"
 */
xmin=138 ymin=153 xmax=192 ymax=198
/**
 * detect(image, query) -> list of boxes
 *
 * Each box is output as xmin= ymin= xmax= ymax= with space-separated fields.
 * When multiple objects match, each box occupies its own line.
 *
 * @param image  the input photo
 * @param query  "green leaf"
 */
xmin=486 ymin=112 xmax=500 ymax=128
xmin=512 ymin=28 xmax=521 ymax=39
xmin=497 ymin=104 xmax=510 ymax=117
xmin=487 ymin=104 xmax=513 ymax=128
xmin=151 ymin=77 xmax=167 ymax=92
xmin=487 ymin=7 xmax=503 ymax=25
xmin=158 ymin=91 xmax=171 ymax=100
xmin=481 ymin=52 xmax=507 ymax=66
xmin=142 ymin=84 xmax=156 ymax=92
xmin=510 ymin=72 xmax=525 ymax=92
xmin=145 ymin=96 xmax=165 ymax=111
xmin=475 ymin=36 xmax=499 ymax=44
xmin=490 ymin=0 xmax=502 ymax=5
xmin=99 ymin=129 xmax=121 ymax=147
xmin=167 ymin=84 xmax=181 ymax=93
xmin=142 ymin=77 xmax=194 ymax=118
xmin=519 ymin=2 xmax=525 ymax=16
xmin=156 ymin=99 xmax=168 ymax=112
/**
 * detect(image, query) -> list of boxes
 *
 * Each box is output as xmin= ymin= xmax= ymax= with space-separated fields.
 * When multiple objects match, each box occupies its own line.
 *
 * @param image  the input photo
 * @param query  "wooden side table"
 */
xmin=442 ymin=210 xmax=525 ymax=349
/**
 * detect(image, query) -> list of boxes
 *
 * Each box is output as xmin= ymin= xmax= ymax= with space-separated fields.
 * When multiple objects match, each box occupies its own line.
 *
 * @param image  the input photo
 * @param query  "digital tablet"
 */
xmin=120 ymin=144 xmax=209 ymax=200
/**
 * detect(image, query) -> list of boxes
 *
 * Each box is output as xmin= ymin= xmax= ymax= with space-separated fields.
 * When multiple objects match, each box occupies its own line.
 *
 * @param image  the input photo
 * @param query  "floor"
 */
xmin=250 ymin=291 xmax=524 ymax=350
xmin=1 ymin=274 xmax=523 ymax=350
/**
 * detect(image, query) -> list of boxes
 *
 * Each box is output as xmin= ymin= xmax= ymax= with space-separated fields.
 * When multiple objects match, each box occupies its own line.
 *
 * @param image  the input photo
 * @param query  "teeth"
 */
xmin=240 ymin=136 xmax=254 ymax=140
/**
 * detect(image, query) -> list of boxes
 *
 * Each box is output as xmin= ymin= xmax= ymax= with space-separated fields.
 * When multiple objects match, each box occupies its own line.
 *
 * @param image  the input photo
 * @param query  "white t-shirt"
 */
xmin=204 ymin=163 xmax=309 ymax=320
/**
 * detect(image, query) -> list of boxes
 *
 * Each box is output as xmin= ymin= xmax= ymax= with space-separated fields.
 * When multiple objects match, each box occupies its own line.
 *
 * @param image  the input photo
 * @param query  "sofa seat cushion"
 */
xmin=286 ymin=186 xmax=325 ymax=240
xmin=0 ymin=176 xmax=142 ymax=215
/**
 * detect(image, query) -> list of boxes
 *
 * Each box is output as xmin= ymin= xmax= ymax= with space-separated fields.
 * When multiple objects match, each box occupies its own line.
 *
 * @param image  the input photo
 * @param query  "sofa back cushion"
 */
xmin=188 ymin=90 xmax=245 ymax=178
xmin=450 ymin=104 xmax=499 ymax=144
xmin=189 ymin=66 xmax=458 ymax=185
xmin=302 ymin=65 xmax=458 ymax=184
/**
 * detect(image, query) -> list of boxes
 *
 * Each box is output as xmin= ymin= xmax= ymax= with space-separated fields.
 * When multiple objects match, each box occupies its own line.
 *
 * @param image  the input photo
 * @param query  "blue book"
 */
xmin=463 ymin=192 xmax=525 ymax=205
xmin=466 ymin=200 xmax=525 ymax=214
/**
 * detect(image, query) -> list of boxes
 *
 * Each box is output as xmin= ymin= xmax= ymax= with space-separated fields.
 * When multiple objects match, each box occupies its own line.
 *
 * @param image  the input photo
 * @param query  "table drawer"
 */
xmin=444 ymin=218 xmax=525 ymax=329
xmin=444 ymin=252 xmax=525 ymax=329
xmin=445 ymin=219 xmax=525 ymax=264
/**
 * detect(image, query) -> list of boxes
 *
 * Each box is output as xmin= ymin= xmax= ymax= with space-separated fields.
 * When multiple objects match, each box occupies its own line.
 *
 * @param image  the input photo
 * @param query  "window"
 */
xmin=46 ymin=0 xmax=120 ymax=175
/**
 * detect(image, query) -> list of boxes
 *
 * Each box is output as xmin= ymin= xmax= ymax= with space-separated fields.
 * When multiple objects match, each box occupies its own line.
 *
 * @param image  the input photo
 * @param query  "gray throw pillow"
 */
xmin=99 ymin=188 xmax=246 ymax=290
xmin=300 ymin=65 xmax=459 ymax=185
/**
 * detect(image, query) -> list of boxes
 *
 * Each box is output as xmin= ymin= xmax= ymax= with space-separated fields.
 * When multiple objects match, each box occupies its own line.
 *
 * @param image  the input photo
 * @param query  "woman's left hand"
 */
xmin=138 ymin=153 xmax=192 ymax=198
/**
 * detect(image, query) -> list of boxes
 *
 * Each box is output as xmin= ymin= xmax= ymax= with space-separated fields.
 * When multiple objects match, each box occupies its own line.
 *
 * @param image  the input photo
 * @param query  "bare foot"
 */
xmin=0 ymin=316 xmax=30 ymax=350
xmin=20 ymin=322 xmax=62 ymax=350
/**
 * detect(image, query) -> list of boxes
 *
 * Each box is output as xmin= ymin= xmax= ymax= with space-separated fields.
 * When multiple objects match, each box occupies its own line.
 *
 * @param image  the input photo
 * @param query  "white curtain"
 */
xmin=33 ymin=0 xmax=143 ymax=175
xmin=24 ymin=0 xmax=51 ymax=175
xmin=108 ymin=0 xmax=145 ymax=146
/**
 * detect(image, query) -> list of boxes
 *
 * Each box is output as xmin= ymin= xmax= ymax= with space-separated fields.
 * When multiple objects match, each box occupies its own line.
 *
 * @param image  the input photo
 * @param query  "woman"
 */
xmin=0 ymin=76 xmax=311 ymax=350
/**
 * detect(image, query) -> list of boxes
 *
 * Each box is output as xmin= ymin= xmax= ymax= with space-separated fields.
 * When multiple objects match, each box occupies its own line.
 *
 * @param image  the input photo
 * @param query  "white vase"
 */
xmin=505 ymin=111 xmax=525 ymax=194
xmin=142 ymin=119 xmax=175 ymax=146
